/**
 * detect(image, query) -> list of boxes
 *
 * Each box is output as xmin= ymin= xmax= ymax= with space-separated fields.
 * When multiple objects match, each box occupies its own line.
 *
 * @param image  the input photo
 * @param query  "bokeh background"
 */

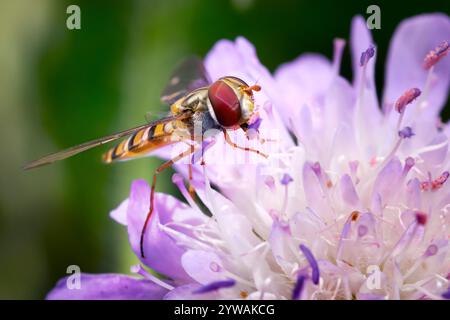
xmin=0 ymin=0 xmax=448 ymax=299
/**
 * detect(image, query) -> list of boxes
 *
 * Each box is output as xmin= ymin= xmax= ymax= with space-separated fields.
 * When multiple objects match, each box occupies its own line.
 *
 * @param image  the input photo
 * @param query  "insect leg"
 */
xmin=222 ymin=129 xmax=268 ymax=158
xmin=188 ymin=136 xmax=196 ymax=197
xmin=140 ymin=146 xmax=197 ymax=258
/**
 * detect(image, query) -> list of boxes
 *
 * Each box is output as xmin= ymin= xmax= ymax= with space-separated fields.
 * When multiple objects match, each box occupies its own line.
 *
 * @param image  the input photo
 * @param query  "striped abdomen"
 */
xmin=102 ymin=122 xmax=175 ymax=163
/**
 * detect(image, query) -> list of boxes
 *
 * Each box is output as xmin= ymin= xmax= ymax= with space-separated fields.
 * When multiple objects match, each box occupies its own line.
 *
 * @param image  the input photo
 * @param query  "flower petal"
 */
xmin=46 ymin=273 xmax=167 ymax=300
xmin=126 ymin=179 xmax=202 ymax=282
xmin=383 ymin=14 xmax=450 ymax=115
xmin=110 ymin=198 xmax=129 ymax=226
xmin=372 ymin=157 xmax=403 ymax=203
xmin=269 ymin=220 xmax=298 ymax=274
xmin=275 ymin=53 xmax=333 ymax=124
xmin=340 ymin=174 xmax=360 ymax=207
xmin=350 ymin=15 xmax=382 ymax=149
xmin=181 ymin=250 xmax=227 ymax=284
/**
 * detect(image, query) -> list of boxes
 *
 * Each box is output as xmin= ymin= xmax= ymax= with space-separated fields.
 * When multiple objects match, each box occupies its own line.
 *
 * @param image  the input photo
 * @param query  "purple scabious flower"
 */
xmin=47 ymin=14 xmax=450 ymax=300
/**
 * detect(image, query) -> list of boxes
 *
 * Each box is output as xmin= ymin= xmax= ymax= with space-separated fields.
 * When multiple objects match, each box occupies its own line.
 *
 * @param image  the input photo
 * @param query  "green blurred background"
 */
xmin=0 ymin=0 xmax=448 ymax=299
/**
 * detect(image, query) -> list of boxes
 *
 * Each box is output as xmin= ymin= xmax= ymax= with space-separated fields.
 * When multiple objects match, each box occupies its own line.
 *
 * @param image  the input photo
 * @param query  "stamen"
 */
xmin=355 ymin=45 xmax=375 ymax=152
xmin=280 ymin=173 xmax=293 ymax=214
xmin=395 ymin=88 xmax=421 ymax=114
xmin=394 ymin=88 xmax=420 ymax=131
xmin=398 ymin=126 xmax=415 ymax=139
xmin=433 ymin=171 xmax=449 ymax=190
xmin=130 ymin=265 xmax=174 ymax=291
xmin=130 ymin=264 xmax=147 ymax=278
xmin=423 ymin=40 xmax=449 ymax=70
xmin=420 ymin=171 xmax=449 ymax=191
xmin=351 ymin=211 xmax=360 ymax=221
xmin=402 ymin=157 xmax=415 ymax=176
xmin=281 ymin=173 xmax=293 ymax=185
xmin=292 ymin=274 xmax=306 ymax=300
xmin=415 ymin=211 xmax=427 ymax=226
xmin=360 ymin=45 xmax=375 ymax=67
xmin=193 ymin=279 xmax=236 ymax=294
xmin=380 ymin=128 xmax=414 ymax=169
xmin=299 ymin=244 xmax=320 ymax=285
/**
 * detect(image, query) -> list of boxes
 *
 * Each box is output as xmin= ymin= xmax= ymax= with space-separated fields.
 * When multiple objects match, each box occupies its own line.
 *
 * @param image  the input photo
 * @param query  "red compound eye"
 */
xmin=208 ymin=80 xmax=241 ymax=127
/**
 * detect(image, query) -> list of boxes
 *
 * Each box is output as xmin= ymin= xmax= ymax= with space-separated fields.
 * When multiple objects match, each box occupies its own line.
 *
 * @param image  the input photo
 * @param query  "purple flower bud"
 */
xmin=193 ymin=279 xmax=236 ymax=294
xmin=398 ymin=126 xmax=414 ymax=139
xmin=299 ymin=244 xmax=320 ymax=285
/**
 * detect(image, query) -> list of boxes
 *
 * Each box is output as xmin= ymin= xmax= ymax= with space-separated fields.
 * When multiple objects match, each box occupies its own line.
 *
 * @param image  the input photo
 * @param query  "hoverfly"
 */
xmin=24 ymin=56 xmax=266 ymax=258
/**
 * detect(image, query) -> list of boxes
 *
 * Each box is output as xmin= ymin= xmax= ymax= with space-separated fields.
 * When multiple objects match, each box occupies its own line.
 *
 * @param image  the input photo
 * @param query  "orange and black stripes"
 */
xmin=102 ymin=122 xmax=174 ymax=164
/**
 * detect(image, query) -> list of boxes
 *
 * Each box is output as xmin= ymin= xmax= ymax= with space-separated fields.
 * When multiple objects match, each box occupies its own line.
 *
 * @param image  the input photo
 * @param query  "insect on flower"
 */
xmin=23 ymin=56 xmax=267 ymax=258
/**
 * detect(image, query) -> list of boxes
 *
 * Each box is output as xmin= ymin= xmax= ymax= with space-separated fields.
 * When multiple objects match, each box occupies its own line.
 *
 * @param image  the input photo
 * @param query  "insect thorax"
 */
xmin=170 ymin=88 xmax=220 ymax=140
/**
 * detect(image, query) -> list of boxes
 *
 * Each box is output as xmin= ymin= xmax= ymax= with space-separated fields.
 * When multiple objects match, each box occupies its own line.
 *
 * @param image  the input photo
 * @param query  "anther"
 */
xmin=351 ymin=211 xmax=360 ymax=221
xmin=281 ymin=173 xmax=293 ymax=185
xmin=420 ymin=171 xmax=449 ymax=191
xmin=398 ymin=126 xmax=415 ymax=139
xmin=423 ymin=40 xmax=449 ymax=70
xmin=402 ymin=157 xmax=415 ymax=176
xmin=415 ymin=211 xmax=427 ymax=225
xmin=395 ymin=88 xmax=421 ymax=113
xmin=360 ymin=45 xmax=375 ymax=67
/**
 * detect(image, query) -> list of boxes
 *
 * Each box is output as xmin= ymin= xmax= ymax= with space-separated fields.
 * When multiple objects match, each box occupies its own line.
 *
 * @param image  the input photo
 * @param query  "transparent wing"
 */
xmin=23 ymin=111 xmax=192 ymax=170
xmin=144 ymin=110 xmax=170 ymax=123
xmin=160 ymin=56 xmax=211 ymax=105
